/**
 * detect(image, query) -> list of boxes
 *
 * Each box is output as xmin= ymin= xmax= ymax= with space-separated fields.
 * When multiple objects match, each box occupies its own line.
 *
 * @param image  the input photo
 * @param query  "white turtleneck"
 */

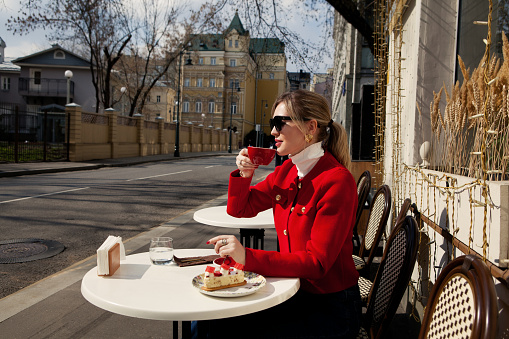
xmin=290 ymin=142 xmax=324 ymax=178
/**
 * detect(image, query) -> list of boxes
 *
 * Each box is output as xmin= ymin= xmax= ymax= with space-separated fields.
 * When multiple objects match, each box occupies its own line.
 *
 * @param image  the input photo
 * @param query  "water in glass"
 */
xmin=149 ymin=237 xmax=173 ymax=265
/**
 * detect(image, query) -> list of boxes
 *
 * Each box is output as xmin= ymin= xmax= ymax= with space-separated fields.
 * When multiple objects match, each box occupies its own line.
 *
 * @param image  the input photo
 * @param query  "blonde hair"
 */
xmin=272 ymin=90 xmax=351 ymax=171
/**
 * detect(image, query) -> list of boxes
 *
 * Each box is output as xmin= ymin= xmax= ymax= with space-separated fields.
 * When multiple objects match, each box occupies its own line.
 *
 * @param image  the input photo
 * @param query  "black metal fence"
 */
xmin=0 ymin=105 xmax=69 ymax=162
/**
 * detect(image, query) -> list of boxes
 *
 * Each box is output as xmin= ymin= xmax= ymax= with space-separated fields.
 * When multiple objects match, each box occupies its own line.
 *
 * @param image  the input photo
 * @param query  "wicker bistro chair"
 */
xmin=357 ymin=215 xmax=419 ymax=339
xmin=418 ymin=255 xmax=498 ymax=339
xmin=352 ymin=185 xmax=391 ymax=275
xmin=353 ymin=171 xmax=372 ymax=254
xmin=357 ymin=199 xmax=412 ymax=302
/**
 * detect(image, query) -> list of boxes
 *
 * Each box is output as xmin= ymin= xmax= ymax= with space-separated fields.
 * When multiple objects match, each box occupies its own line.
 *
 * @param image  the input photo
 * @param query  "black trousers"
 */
xmin=193 ymin=284 xmax=362 ymax=339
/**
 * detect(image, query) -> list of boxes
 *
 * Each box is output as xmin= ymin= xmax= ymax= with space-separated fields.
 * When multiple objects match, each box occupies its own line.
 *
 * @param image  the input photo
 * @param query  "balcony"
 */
xmin=18 ymin=77 xmax=74 ymax=98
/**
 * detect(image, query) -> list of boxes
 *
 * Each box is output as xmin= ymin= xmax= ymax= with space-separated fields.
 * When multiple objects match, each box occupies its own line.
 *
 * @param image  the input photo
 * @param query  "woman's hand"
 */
xmin=236 ymin=148 xmax=258 ymax=178
xmin=207 ymin=235 xmax=246 ymax=265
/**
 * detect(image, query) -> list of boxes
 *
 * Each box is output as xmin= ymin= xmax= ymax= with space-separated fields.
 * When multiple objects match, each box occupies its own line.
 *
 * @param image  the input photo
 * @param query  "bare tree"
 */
xmin=7 ymin=0 xmax=224 ymax=115
xmin=116 ymin=0 xmax=222 ymax=117
xmin=7 ymin=0 xmax=132 ymax=112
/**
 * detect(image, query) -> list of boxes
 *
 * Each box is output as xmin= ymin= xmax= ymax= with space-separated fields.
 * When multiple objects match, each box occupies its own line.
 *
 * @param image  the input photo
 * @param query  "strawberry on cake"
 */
xmin=202 ymin=262 xmax=246 ymax=291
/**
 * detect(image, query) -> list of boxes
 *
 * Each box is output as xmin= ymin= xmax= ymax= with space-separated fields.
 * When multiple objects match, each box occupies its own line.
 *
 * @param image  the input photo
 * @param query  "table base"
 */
xmin=173 ymin=321 xmax=191 ymax=339
xmin=239 ymin=228 xmax=264 ymax=249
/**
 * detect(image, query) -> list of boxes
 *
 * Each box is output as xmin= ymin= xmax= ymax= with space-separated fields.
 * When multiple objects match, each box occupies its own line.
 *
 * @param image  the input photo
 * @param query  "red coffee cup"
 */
xmin=248 ymin=146 xmax=276 ymax=166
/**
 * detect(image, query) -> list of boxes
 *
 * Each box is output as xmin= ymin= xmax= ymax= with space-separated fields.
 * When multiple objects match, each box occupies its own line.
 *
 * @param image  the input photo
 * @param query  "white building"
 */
xmin=332 ymin=11 xmax=375 ymax=161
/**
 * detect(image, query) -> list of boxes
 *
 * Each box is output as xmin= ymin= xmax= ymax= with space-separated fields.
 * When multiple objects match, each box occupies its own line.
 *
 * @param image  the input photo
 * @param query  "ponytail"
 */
xmin=323 ymin=121 xmax=351 ymax=172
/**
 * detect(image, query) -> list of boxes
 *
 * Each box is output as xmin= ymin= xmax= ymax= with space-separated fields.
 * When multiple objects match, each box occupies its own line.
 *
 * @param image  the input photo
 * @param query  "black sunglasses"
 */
xmin=269 ymin=116 xmax=310 ymax=132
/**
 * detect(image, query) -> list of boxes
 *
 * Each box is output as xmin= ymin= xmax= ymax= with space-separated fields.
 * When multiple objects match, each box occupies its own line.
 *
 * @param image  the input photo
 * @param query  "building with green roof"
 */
xmin=180 ymin=11 xmax=287 ymax=147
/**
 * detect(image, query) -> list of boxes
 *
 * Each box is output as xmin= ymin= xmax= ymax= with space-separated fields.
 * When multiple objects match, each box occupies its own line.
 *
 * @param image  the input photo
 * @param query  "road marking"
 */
xmin=0 ymin=187 xmax=90 ymax=204
xmin=204 ymin=165 xmax=219 ymax=169
xmin=126 ymin=170 xmax=192 ymax=181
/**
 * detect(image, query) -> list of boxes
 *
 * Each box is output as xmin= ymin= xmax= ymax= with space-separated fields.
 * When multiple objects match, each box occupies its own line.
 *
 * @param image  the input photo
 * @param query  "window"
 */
xmin=195 ymin=101 xmax=202 ymax=113
xmin=257 ymin=72 xmax=262 ymax=79
xmin=361 ymin=47 xmax=374 ymax=69
xmin=1 ymin=77 xmax=10 ymax=90
xmin=235 ymin=40 xmax=239 ymax=48
xmin=54 ymin=50 xmax=65 ymax=59
xmin=230 ymin=59 xmax=236 ymax=67
xmin=183 ymin=101 xmax=189 ymax=112
xmin=230 ymin=102 xmax=237 ymax=114
xmin=229 ymin=79 xmax=240 ymax=88
xmin=269 ymin=73 xmax=274 ymax=79
xmin=209 ymin=78 xmax=215 ymax=87
xmin=156 ymin=95 xmax=161 ymax=103
xmin=218 ymin=92 xmax=222 ymax=97
xmin=34 ymin=71 xmax=42 ymax=85
xmin=184 ymin=78 xmax=190 ymax=87
xmin=210 ymin=57 xmax=216 ymax=65
xmin=302 ymin=84 xmax=307 ymax=89
xmin=208 ymin=100 xmax=215 ymax=113
xmin=199 ymin=57 xmax=203 ymax=65
xmin=197 ymin=78 xmax=203 ymax=87
xmin=229 ymin=40 xmax=232 ymax=47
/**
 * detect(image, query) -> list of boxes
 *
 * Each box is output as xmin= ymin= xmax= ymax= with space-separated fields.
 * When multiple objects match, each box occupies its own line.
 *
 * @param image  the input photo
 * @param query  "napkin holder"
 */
xmin=106 ymin=242 xmax=121 ymax=276
xmin=97 ymin=236 xmax=125 ymax=276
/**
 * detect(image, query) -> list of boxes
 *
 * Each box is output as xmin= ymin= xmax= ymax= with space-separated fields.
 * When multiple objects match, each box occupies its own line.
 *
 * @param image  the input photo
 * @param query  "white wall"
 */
xmin=385 ymin=1 xmax=509 ymax=335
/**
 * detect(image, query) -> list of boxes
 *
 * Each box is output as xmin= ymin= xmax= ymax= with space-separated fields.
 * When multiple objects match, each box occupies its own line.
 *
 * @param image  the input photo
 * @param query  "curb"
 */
xmin=0 ymin=164 xmax=104 ymax=178
xmin=0 ymin=152 xmax=235 ymax=178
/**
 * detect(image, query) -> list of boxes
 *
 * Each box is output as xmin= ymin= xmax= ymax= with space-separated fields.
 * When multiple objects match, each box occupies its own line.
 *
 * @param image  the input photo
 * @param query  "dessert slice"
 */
xmin=202 ymin=263 xmax=246 ymax=291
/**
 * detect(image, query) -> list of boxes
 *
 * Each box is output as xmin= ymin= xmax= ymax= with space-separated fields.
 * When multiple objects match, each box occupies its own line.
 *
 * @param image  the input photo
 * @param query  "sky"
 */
xmin=0 ymin=0 xmax=333 ymax=74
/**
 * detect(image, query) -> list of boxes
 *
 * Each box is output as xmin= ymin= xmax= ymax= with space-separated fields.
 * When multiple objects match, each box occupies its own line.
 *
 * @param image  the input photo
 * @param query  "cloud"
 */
xmin=1 ymin=0 xmax=52 ymax=57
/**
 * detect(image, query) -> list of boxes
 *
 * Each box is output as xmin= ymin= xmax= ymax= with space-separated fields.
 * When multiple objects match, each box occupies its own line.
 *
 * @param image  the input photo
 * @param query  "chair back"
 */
xmin=418 ymin=255 xmax=498 ymax=339
xmin=358 ymin=184 xmax=391 ymax=269
xmin=353 ymin=171 xmax=372 ymax=252
xmin=391 ymin=198 xmax=411 ymax=233
xmin=355 ymin=170 xmax=372 ymax=227
xmin=363 ymin=215 xmax=419 ymax=339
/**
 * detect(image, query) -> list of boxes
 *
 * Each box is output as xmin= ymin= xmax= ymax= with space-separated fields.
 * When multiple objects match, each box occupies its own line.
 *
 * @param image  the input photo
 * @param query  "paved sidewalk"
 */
xmin=0 ymin=151 xmax=235 ymax=178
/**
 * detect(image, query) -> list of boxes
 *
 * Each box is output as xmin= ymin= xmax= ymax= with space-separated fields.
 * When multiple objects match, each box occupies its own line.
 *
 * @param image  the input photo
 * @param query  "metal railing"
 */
xmin=18 ymin=77 xmax=74 ymax=97
xmin=0 ymin=105 xmax=69 ymax=162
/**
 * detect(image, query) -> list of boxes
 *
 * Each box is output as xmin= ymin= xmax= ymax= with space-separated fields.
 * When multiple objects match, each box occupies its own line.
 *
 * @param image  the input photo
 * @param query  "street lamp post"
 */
xmin=260 ymin=99 xmax=268 ymax=147
xmin=65 ymin=70 xmax=73 ymax=105
xmin=174 ymin=51 xmax=183 ymax=157
xmin=120 ymin=86 xmax=127 ymax=115
xmin=174 ymin=50 xmax=192 ymax=157
xmin=228 ymin=83 xmax=240 ymax=153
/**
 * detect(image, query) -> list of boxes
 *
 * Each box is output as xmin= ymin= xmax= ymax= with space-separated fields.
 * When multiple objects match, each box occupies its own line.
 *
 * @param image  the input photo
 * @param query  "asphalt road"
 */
xmin=0 ymin=155 xmax=274 ymax=299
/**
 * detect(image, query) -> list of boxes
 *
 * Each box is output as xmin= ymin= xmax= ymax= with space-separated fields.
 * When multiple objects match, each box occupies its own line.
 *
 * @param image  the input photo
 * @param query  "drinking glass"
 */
xmin=149 ymin=237 xmax=174 ymax=265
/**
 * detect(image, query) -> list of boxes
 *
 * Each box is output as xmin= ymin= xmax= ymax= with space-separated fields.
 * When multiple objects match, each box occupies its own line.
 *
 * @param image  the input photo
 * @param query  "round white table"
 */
xmin=193 ymin=206 xmax=274 ymax=249
xmin=81 ymin=249 xmax=299 ymax=338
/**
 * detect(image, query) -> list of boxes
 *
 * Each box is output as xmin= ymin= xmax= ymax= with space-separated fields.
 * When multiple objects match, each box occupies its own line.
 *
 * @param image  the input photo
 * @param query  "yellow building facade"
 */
xmin=181 ymin=11 xmax=286 ymax=147
xmin=143 ymin=81 xmax=176 ymax=122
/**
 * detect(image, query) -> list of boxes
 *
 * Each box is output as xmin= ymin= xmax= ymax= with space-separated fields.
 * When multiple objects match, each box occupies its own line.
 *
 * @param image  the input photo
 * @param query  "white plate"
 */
xmin=192 ymin=271 xmax=266 ymax=298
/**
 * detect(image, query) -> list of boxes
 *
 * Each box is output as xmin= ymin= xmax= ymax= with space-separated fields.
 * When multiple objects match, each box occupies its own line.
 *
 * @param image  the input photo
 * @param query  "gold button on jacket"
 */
xmin=275 ymin=194 xmax=281 ymax=201
xmin=283 ymin=230 xmax=287 ymax=236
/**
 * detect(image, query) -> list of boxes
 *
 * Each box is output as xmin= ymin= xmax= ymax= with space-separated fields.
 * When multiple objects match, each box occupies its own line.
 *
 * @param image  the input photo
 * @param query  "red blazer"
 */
xmin=227 ymin=151 xmax=359 ymax=294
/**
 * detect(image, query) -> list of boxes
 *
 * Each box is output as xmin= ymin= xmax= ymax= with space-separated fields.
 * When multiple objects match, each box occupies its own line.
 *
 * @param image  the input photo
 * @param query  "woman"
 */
xmin=203 ymin=90 xmax=361 ymax=338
